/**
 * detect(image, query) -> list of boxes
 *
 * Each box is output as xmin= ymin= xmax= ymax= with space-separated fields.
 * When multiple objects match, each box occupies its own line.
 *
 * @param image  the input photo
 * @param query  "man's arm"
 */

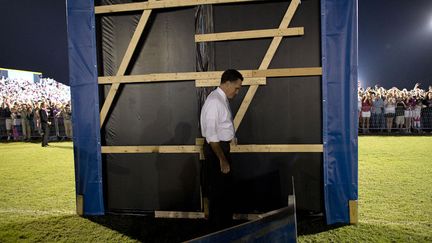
xmin=209 ymin=142 xmax=230 ymax=174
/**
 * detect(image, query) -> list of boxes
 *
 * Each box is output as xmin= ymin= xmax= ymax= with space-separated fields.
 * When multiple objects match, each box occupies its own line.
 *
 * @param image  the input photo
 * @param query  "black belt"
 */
xmin=204 ymin=140 xmax=231 ymax=145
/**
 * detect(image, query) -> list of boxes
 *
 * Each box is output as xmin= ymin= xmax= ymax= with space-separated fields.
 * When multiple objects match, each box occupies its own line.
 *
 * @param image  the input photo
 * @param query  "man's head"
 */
xmin=220 ymin=69 xmax=243 ymax=99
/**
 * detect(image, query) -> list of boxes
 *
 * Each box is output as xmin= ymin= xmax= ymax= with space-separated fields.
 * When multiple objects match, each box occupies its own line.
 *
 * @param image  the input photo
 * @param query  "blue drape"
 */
xmin=321 ymin=0 xmax=359 ymax=224
xmin=66 ymin=0 xmax=104 ymax=215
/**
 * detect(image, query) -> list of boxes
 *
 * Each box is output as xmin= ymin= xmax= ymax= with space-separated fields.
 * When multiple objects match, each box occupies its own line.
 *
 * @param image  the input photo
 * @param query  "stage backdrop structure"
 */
xmin=66 ymin=0 xmax=358 ymax=224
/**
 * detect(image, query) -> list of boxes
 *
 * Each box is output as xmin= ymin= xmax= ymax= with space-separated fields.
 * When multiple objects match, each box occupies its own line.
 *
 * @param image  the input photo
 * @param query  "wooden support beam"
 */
xmin=99 ymin=83 xmax=120 ymax=127
xmin=155 ymin=211 xmax=205 ymax=219
xmin=99 ymin=71 xmax=224 ymax=84
xmin=100 ymin=10 xmax=152 ymax=127
xmin=231 ymin=144 xmax=324 ymax=153
xmin=76 ymin=195 xmax=84 ymax=216
xmin=233 ymin=213 xmax=261 ymax=220
xmin=95 ymin=0 xmax=262 ymax=14
xmin=196 ymin=138 xmax=205 ymax=145
xmin=253 ymin=67 xmax=322 ymax=78
xmin=100 ymin=144 xmax=323 ymax=154
xmin=195 ymin=77 xmax=266 ymax=87
xmin=234 ymin=85 xmax=258 ymax=130
xmin=98 ymin=67 xmax=321 ymax=84
xmin=233 ymin=0 xmax=301 ymax=130
xmin=349 ymin=200 xmax=359 ymax=224
xmin=260 ymin=0 xmax=300 ymax=69
xmin=154 ymin=211 xmax=264 ymax=220
xmin=196 ymin=138 xmax=205 ymax=160
xmin=195 ymin=27 xmax=304 ymax=43
xmin=101 ymin=145 xmax=201 ymax=154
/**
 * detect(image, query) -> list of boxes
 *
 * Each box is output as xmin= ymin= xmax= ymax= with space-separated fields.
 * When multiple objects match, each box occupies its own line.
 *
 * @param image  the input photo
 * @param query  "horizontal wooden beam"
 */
xmin=154 ymin=211 xmax=262 ymax=220
xmin=195 ymin=77 xmax=266 ymax=87
xmin=232 ymin=144 xmax=324 ymax=153
xmin=196 ymin=138 xmax=205 ymax=145
xmin=99 ymin=71 xmax=223 ymax=84
xmin=195 ymin=27 xmax=304 ymax=43
xmin=101 ymin=145 xmax=200 ymax=154
xmin=233 ymin=213 xmax=261 ymax=220
xmin=252 ymin=67 xmax=323 ymax=78
xmin=155 ymin=211 xmax=205 ymax=219
xmin=100 ymin=144 xmax=323 ymax=154
xmin=95 ymin=0 xmax=262 ymax=14
xmin=98 ymin=67 xmax=322 ymax=84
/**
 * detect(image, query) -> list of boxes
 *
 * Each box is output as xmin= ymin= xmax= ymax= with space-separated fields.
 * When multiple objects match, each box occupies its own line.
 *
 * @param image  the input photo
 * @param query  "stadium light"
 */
xmin=430 ymin=16 xmax=432 ymax=29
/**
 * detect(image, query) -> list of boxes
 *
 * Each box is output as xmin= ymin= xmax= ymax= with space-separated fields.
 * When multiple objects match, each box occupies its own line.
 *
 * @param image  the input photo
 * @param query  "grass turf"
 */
xmin=0 ymin=137 xmax=431 ymax=242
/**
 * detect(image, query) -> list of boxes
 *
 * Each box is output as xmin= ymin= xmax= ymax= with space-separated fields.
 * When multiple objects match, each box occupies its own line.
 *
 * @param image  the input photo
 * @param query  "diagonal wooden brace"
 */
xmin=100 ymin=10 xmax=152 ymax=127
xmin=233 ymin=0 xmax=301 ymax=131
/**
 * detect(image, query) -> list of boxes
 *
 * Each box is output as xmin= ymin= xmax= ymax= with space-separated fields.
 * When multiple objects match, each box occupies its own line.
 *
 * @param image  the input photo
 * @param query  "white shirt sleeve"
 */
xmin=201 ymin=99 xmax=221 ymax=143
xmin=200 ymin=88 xmax=234 ymax=143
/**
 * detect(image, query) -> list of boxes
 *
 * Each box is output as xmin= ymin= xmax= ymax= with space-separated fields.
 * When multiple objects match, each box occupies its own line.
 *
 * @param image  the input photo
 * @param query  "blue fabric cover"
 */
xmin=66 ymin=0 xmax=104 ymax=215
xmin=321 ymin=0 xmax=358 ymax=224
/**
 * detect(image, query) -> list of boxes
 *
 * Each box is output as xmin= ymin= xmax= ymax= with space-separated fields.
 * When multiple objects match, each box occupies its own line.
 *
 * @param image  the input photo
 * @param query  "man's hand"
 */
xmin=209 ymin=142 xmax=231 ymax=174
xmin=219 ymin=159 xmax=230 ymax=174
xmin=48 ymin=121 xmax=52 ymax=125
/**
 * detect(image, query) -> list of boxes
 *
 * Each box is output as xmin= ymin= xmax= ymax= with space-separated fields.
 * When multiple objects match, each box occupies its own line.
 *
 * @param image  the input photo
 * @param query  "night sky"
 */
xmin=0 ymin=0 xmax=431 ymax=89
xmin=359 ymin=0 xmax=432 ymax=89
xmin=0 ymin=0 xmax=69 ymax=83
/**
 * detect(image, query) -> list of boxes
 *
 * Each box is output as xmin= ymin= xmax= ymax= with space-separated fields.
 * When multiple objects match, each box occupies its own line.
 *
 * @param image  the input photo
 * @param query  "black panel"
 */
xmin=231 ymin=153 xmax=322 ymax=212
xmin=97 ymin=6 xmax=199 ymax=212
xmin=105 ymin=82 xmax=199 ymax=145
xmin=105 ymin=154 xmax=200 ymax=212
xmin=98 ymin=0 xmax=323 ymax=214
xmin=214 ymin=0 xmax=322 ymax=211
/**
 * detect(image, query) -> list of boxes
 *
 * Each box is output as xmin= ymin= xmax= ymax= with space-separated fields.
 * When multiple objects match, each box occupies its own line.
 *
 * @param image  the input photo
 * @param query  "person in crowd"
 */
xmin=63 ymin=104 xmax=72 ymax=139
xmin=421 ymin=91 xmax=432 ymax=133
xmin=10 ymin=106 xmax=20 ymax=141
xmin=40 ymin=102 xmax=51 ymax=147
xmin=384 ymin=94 xmax=396 ymax=133
xmin=358 ymin=91 xmax=363 ymax=130
xmin=3 ymin=101 xmax=13 ymax=140
xmin=26 ymin=105 xmax=34 ymax=139
xmin=33 ymin=103 xmax=42 ymax=135
xmin=53 ymin=103 xmax=62 ymax=140
xmin=412 ymin=99 xmax=423 ymax=133
xmin=395 ymin=97 xmax=406 ymax=132
xmin=371 ymin=92 xmax=385 ymax=132
xmin=361 ymin=93 xmax=372 ymax=133
xmin=404 ymin=94 xmax=415 ymax=133
xmin=0 ymin=101 xmax=8 ymax=139
xmin=20 ymin=104 xmax=32 ymax=141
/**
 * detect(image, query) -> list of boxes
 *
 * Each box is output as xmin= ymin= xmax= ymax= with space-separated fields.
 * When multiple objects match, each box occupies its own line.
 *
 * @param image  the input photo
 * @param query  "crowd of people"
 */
xmin=358 ymin=83 xmax=432 ymax=134
xmin=2 ymin=76 xmax=431 ymax=141
xmin=0 ymin=77 xmax=72 ymax=142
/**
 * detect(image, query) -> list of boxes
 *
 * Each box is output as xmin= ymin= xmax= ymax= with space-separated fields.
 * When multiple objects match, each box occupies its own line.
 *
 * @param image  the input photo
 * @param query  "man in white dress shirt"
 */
xmin=200 ymin=69 xmax=243 ymax=230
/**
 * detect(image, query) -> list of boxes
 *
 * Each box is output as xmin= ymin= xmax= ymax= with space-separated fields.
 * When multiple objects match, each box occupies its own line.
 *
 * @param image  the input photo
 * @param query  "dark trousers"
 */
xmin=41 ymin=123 xmax=50 ymax=146
xmin=203 ymin=141 xmax=233 ymax=230
xmin=371 ymin=113 xmax=384 ymax=130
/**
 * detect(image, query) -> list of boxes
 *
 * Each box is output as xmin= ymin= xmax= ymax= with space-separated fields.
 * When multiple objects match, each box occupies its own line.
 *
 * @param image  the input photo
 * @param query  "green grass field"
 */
xmin=0 ymin=137 xmax=431 ymax=242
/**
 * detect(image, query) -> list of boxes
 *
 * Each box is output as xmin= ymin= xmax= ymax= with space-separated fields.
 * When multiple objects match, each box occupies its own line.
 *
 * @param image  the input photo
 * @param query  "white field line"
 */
xmin=0 ymin=208 xmax=75 ymax=216
xmin=360 ymin=219 xmax=431 ymax=227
